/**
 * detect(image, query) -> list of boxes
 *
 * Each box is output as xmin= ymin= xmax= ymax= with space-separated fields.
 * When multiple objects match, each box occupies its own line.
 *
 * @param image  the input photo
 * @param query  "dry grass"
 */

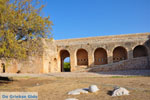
xmin=0 ymin=76 xmax=150 ymax=100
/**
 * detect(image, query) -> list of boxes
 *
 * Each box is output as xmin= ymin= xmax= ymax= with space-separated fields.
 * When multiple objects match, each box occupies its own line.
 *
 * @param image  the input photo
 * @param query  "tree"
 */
xmin=0 ymin=0 xmax=53 ymax=59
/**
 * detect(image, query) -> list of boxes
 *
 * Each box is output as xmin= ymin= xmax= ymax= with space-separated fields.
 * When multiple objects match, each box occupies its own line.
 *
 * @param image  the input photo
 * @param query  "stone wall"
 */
xmin=0 ymin=39 xmax=45 ymax=74
xmin=17 ymin=55 xmax=43 ymax=73
xmin=0 ymin=33 xmax=150 ymax=73
xmin=0 ymin=59 xmax=18 ymax=73
xmin=42 ymin=39 xmax=59 ymax=73
xmin=55 ymin=33 xmax=150 ymax=72
xmin=86 ymin=57 xmax=149 ymax=72
xmin=0 ymin=56 xmax=44 ymax=74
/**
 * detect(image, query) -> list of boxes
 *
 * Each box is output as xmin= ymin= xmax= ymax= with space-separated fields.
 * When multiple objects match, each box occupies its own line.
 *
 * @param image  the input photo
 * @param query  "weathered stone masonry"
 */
xmin=0 ymin=33 xmax=150 ymax=73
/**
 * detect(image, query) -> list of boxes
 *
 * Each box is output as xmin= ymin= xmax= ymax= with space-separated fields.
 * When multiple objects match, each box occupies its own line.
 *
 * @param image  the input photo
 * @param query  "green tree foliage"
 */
xmin=0 ymin=0 xmax=53 ymax=59
xmin=64 ymin=62 xmax=70 ymax=72
xmin=0 ymin=0 xmax=4 ymax=9
xmin=64 ymin=62 xmax=70 ymax=69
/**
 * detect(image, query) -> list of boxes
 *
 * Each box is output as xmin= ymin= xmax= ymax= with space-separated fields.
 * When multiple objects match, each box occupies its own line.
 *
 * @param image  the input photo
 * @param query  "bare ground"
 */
xmin=0 ymin=70 xmax=150 ymax=100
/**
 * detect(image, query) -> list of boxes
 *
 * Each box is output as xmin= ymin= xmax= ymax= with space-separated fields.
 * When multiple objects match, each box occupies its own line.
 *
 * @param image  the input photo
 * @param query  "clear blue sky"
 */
xmin=42 ymin=0 xmax=150 ymax=40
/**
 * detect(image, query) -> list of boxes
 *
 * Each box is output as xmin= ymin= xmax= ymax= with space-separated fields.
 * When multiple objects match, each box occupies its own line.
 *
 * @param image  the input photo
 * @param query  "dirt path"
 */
xmin=0 ymin=69 xmax=150 ymax=78
xmin=0 ymin=70 xmax=150 ymax=100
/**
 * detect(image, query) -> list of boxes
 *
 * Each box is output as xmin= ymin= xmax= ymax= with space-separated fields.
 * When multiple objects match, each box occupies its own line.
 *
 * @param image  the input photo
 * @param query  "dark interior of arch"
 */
xmin=133 ymin=45 xmax=148 ymax=58
xmin=1 ymin=63 xmax=5 ymax=73
xmin=77 ymin=49 xmax=88 ymax=65
xmin=60 ymin=50 xmax=70 ymax=72
xmin=113 ymin=46 xmax=127 ymax=62
xmin=94 ymin=48 xmax=108 ymax=65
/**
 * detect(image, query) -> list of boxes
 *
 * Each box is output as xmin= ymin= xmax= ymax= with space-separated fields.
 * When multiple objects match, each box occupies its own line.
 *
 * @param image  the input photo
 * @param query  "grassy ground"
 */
xmin=0 ymin=75 xmax=150 ymax=100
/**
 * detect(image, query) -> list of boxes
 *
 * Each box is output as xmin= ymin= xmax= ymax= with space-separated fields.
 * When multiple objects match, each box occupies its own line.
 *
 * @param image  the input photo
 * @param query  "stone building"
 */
xmin=0 ymin=33 xmax=150 ymax=73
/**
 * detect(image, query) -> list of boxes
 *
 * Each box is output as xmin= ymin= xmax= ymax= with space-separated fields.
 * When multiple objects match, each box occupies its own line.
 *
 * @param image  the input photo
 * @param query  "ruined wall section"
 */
xmin=0 ymin=39 xmax=45 ymax=73
xmin=0 ymin=59 xmax=18 ymax=73
xmin=55 ymin=33 xmax=150 ymax=72
xmin=0 ymin=38 xmax=58 ymax=74
xmin=42 ymin=39 xmax=59 ymax=73
xmin=16 ymin=39 xmax=45 ymax=73
xmin=1 ymin=33 xmax=150 ymax=73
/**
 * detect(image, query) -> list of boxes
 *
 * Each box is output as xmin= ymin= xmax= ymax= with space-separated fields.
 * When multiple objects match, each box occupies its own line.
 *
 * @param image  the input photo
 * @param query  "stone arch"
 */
xmin=77 ymin=49 xmax=88 ymax=65
xmin=60 ymin=50 xmax=71 ymax=72
xmin=113 ymin=46 xmax=127 ymax=62
xmin=94 ymin=48 xmax=108 ymax=65
xmin=133 ymin=45 xmax=148 ymax=58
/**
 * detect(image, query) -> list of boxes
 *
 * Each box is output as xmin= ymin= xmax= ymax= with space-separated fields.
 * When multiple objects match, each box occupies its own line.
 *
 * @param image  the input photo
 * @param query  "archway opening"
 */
xmin=113 ymin=46 xmax=127 ymax=62
xmin=64 ymin=57 xmax=70 ymax=72
xmin=1 ymin=63 xmax=5 ymax=73
xmin=77 ymin=49 xmax=88 ymax=65
xmin=60 ymin=50 xmax=70 ymax=72
xmin=94 ymin=48 xmax=107 ymax=65
xmin=133 ymin=45 xmax=148 ymax=58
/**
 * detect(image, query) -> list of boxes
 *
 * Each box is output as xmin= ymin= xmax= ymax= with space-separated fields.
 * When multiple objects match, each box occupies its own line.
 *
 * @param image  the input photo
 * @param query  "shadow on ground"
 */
xmin=107 ymin=90 xmax=113 ymax=96
xmin=90 ymin=69 xmax=150 ymax=76
xmin=0 ymin=76 xmax=13 ymax=84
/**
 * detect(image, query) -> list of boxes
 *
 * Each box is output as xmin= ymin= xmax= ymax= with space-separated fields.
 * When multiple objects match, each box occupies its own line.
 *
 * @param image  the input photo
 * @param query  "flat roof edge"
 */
xmin=55 ymin=32 xmax=150 ymax=42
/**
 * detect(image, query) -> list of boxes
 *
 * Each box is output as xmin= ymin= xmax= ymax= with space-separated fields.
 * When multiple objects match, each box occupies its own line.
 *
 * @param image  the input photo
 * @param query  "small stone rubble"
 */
xmin=89 ymin=85 xmax=99 ymax=93
xmin=112 ymin=87 xmax=129 ymax=96
xmin=68 ymin=85 xmax=99 ymax=95
xmin=67 ymin=88 xmax=89 ymax=95
xmin=67 ymin=85 xmax=129 ymax=100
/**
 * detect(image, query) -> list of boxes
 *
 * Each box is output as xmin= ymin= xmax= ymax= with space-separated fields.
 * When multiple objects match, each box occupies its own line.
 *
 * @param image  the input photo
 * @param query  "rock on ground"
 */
xmin=68 ymin=88 xmax=89 ymax=95
xmin=89 ymin=85 xmax=99 ymax=93
xmin=112 ymin=87 xmax=129 ymax=96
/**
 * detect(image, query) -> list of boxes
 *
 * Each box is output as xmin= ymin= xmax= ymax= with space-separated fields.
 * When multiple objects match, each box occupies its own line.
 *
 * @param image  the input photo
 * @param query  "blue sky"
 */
xmin=42 ymin=0 xmax=150 ymax=40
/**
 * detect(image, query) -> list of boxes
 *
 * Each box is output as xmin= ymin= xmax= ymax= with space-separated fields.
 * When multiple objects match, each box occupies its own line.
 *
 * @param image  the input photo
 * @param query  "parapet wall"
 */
xmin=55 ymin=33 xmax=150 ymax=45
